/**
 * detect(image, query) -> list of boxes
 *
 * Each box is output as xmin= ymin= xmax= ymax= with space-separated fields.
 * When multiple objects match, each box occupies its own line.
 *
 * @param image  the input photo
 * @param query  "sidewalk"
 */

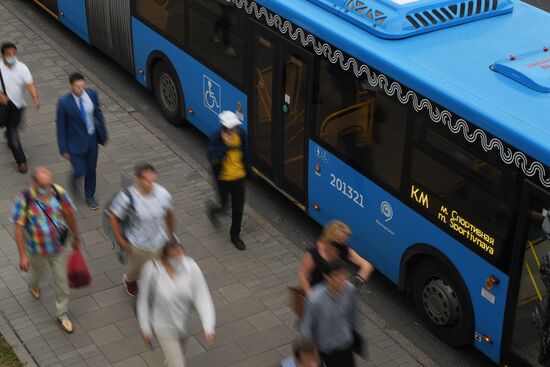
xmin=0 ymin=3 xmax=436 ymax=367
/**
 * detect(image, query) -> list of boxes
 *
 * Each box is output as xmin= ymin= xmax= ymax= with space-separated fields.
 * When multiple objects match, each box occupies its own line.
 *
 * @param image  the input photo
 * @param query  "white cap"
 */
xmin=219 ymin=111 xmax=242 ymax=129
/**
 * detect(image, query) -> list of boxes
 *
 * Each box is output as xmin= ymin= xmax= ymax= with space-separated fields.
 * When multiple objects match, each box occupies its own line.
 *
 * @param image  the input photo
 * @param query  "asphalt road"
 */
xmin=9 ymin=1 xmax=548 ymax=366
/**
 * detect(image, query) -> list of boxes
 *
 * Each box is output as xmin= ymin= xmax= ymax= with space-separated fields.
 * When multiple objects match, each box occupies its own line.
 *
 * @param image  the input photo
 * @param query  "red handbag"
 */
xmin=67 ymin=250 xmax=92 ymax=288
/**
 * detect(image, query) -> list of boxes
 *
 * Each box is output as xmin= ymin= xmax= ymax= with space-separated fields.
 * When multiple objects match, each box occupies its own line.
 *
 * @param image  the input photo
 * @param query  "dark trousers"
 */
xmin=214 ymin=178 xmax=245 ymax=238
xmin=4 ymin=102 xmax=26 ymax=164
xmin=70 ymin=134 xmax=98 ymax=198
xmin=320 ymin=346 xmax=355 ymax=367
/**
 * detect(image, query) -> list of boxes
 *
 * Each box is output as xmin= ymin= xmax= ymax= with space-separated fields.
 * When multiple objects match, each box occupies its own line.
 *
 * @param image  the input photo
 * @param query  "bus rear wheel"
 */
xmin=411 ymin=258 xmax=473 ymax=347
xmin=152 ymin=61 xmax=183 ymax=126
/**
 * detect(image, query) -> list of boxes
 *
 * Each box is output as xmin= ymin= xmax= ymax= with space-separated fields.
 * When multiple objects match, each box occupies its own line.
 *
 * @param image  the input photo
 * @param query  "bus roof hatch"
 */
xmin=306 ymin=0 xmax=514 ymax=39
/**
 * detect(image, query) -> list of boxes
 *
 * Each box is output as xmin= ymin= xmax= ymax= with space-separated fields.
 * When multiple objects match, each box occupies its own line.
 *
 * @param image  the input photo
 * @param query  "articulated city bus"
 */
xmin=32 ymin=0 xmax=550 ymax=364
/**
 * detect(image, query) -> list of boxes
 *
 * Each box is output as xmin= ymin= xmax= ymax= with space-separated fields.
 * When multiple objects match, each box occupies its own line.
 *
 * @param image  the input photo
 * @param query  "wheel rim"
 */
xmin=159 ymin=73 xmax=178 ymax=114
xmin=422 ymin=278 xmax=460 ymax=326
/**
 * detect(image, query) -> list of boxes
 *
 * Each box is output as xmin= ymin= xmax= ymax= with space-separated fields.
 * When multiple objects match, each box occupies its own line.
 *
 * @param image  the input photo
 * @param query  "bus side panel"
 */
xmin=57 ymin=0 xmax=90 ymax=44
xmin=308 ymin=141 xmax=508 ymax=364
xmin=131 ymin=18 xmax=247 ymax=136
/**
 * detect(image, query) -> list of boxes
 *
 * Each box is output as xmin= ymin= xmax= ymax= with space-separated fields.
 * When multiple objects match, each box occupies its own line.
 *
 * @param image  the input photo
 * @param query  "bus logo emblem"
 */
xmin=381 ymin=201 xmax=393 ymax=222
xmin=203 ymin=75 xmax=221 ymax=115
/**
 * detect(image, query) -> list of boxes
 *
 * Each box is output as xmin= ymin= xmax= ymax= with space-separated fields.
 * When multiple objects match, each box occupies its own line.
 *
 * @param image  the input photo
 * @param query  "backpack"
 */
xmin=102 ymin=188 xmax=135 ymax=264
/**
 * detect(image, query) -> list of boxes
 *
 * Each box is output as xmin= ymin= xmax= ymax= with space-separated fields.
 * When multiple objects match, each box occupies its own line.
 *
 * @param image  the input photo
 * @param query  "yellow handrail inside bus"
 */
xmin=525 ymin=261 xmax=543 ymax=302
xmin=33 ymin=0 xmax=59 ymax=20
xmin=528 ymin=240 xmax=541 ymax=268
xmin=319 ymin=100 xmax=375 ymax=147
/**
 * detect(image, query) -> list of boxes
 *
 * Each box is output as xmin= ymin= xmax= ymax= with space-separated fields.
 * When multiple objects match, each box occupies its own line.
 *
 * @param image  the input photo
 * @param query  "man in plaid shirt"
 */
xmin=12 ymin=167 xmax=81 ymax=333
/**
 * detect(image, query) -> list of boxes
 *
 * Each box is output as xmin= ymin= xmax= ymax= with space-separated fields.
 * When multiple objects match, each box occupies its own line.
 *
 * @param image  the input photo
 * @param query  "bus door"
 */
xmin=508 ymin=181 xmax=550 ymax=365
xmin=58 ymin=0 xmax=90 ymax=43
xmin=249 ymin=24 xmax=313 ymax=207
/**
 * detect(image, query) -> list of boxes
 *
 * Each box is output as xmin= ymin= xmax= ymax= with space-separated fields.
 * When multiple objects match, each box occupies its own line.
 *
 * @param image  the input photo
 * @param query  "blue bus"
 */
xmin=33 ymin=0 xmax=550 ymax=364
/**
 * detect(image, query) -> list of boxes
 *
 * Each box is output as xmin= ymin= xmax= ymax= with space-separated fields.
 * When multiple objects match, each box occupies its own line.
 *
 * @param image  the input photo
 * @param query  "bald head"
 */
xmin=31 ymin=167 xmax=53 ymax=188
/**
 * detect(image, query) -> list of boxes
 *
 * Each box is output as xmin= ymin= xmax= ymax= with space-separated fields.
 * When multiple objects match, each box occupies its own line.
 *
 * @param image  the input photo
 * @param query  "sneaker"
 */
xmin=86 ymin=196 xmax=99 ymax=210
xmin=123 ymin=275 xmax=139 ymax=297
xmin=225 ymin=46 xmax=236 ymax=57
xmin=231 ymin=236 xmax=246 ymax=251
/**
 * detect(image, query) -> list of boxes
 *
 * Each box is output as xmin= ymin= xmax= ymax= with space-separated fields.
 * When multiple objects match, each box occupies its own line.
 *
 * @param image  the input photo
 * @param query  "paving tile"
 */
xmin=236 ymin=324 xmax=296 ymax=357
xmin=219 ymin=283 xmax=253 ymax=303
xmin=246 ymin=310 xmax=282 ymax=332
xmin=89 ymin=324 xmax=124 ymax=347
xmin=112 ymin=355 xmax=148 ymax=367
xmin=100 ymin=334 xmax=149 ymax=363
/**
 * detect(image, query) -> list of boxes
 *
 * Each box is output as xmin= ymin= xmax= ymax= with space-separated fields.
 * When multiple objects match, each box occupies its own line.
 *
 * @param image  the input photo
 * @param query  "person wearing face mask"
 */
xmin=56 ymin=72 xmax=108 ymax=210
xmin=11 ymin=167 xmax=80 ymax=333
xmin=299 ymin=220 xmax=374 ymax=296
xmin=0 ymin=42 xmax=41 ymax=173
xmin=109 ymin=163 xmax=175 ymax=296
xmin=137 ymin=241 xmax=215 ymax=367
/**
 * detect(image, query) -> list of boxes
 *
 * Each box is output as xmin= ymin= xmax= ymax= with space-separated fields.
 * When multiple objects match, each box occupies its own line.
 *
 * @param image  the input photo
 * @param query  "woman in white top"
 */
xmin=137 ymin=242 xmax=215 ymax=367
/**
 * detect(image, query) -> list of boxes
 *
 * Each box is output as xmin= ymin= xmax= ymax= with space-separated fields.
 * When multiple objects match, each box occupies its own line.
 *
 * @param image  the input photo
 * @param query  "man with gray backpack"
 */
xmin=107 ymin=163 xmax=174 ymax=296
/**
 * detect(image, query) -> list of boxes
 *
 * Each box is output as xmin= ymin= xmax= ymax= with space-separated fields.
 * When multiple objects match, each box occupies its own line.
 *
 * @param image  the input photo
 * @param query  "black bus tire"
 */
xmin=152 ymin=61 xmax=183 ymax=126
xmin=411 ymin=258 xmax=474 ymax=347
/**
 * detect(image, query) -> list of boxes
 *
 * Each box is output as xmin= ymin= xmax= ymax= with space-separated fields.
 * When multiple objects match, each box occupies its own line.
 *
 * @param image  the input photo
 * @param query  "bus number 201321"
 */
xmin=330 ymin=174 xmax=365 ymax=208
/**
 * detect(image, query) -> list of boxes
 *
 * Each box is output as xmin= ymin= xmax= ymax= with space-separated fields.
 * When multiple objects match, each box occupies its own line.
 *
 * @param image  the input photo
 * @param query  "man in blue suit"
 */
xmin=56 ymin=73 xmax=108 ymax=209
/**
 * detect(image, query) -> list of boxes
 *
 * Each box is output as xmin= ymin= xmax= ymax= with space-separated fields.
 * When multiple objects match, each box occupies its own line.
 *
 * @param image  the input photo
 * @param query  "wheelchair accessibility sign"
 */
xmin=203 ymin=75 xmax=221 ymax=115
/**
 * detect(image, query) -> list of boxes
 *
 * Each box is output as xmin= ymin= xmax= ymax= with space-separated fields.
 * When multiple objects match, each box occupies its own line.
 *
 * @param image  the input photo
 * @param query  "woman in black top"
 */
xmin=299 ymin=220 xmax=374 ymax=294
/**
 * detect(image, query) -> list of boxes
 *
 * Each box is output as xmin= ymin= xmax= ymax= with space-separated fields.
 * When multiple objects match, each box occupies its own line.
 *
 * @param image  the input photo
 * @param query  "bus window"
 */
xmin=188 ymin=0 xmax=245 ymax=85
xmin=410 ymin=116 xmax=519 ymax=266
xmin=315 ymin=60 xmax=408 ymax=192
xmin=135 ymin=0 xmax=186 ymax=45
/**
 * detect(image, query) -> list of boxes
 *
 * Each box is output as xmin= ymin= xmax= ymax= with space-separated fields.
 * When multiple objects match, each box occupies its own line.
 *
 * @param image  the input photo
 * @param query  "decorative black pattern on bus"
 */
xmin=407 ymin=0 xmax=500 ymax=29
xmin=232 ymin=0 xmax=550 ymax=188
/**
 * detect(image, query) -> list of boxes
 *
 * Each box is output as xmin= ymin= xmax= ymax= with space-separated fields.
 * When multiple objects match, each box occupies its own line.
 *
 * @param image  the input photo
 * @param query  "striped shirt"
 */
xmin=11 ymin=184 xmax=74 ymax=256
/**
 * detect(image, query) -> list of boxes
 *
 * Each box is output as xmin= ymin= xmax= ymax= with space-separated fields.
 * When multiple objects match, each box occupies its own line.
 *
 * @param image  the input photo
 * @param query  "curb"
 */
xmin=0 ymin=312 xmax=38 ymax=367
xmin=8 ymin=2 xmax=438 ymax=366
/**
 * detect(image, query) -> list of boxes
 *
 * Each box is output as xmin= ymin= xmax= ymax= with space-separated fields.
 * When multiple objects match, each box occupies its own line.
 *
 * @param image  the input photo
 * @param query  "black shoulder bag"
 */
xmin=0 ymin=68 xmax=8 ymax=128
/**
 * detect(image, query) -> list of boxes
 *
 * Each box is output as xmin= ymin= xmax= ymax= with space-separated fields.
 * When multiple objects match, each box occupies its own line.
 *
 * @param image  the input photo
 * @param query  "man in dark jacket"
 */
xmin=56 ymin=72 xmax=108 ymax=209
xmin=207 ymin=111 xmax=249 ymax=250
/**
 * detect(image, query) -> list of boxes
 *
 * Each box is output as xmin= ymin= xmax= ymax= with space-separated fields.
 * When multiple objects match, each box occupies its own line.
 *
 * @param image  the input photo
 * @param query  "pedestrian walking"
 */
xmin=281 ymin=341 xmax=324 ymax=367
xmin=300 ymin=259 xmax=358 ymax=367
xmin=0 ymin=42 xmax=41 ymax=174
xmin=12 ymin=167 xmax=80 ymax=333
xmin=207 ymin=111 xmax=250 ymax=250
xmin=108 ymin=163 xmax=174 ymax=296
xmin=56 ymin=72 xmax=108 ymax=210
xmin=299 ymin=220 xmax=374 ymax=295
xmin=137 ymin=241 xmax=215 ymax=367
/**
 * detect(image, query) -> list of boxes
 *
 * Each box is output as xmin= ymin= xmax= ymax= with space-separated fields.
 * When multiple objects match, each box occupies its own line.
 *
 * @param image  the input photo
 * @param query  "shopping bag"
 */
xmin=67 ymin=250 xmax=92 ymax=288
xmin=288 ymin=286 xmax=306 ymax=320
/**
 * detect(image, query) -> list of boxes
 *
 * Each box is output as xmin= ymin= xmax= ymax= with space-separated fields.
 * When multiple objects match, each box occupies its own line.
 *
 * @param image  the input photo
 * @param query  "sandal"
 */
xmin=57 ymin=318 xmax=74 ymax=334
xmin=28 ymin=287 xmax=40 ymax=300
